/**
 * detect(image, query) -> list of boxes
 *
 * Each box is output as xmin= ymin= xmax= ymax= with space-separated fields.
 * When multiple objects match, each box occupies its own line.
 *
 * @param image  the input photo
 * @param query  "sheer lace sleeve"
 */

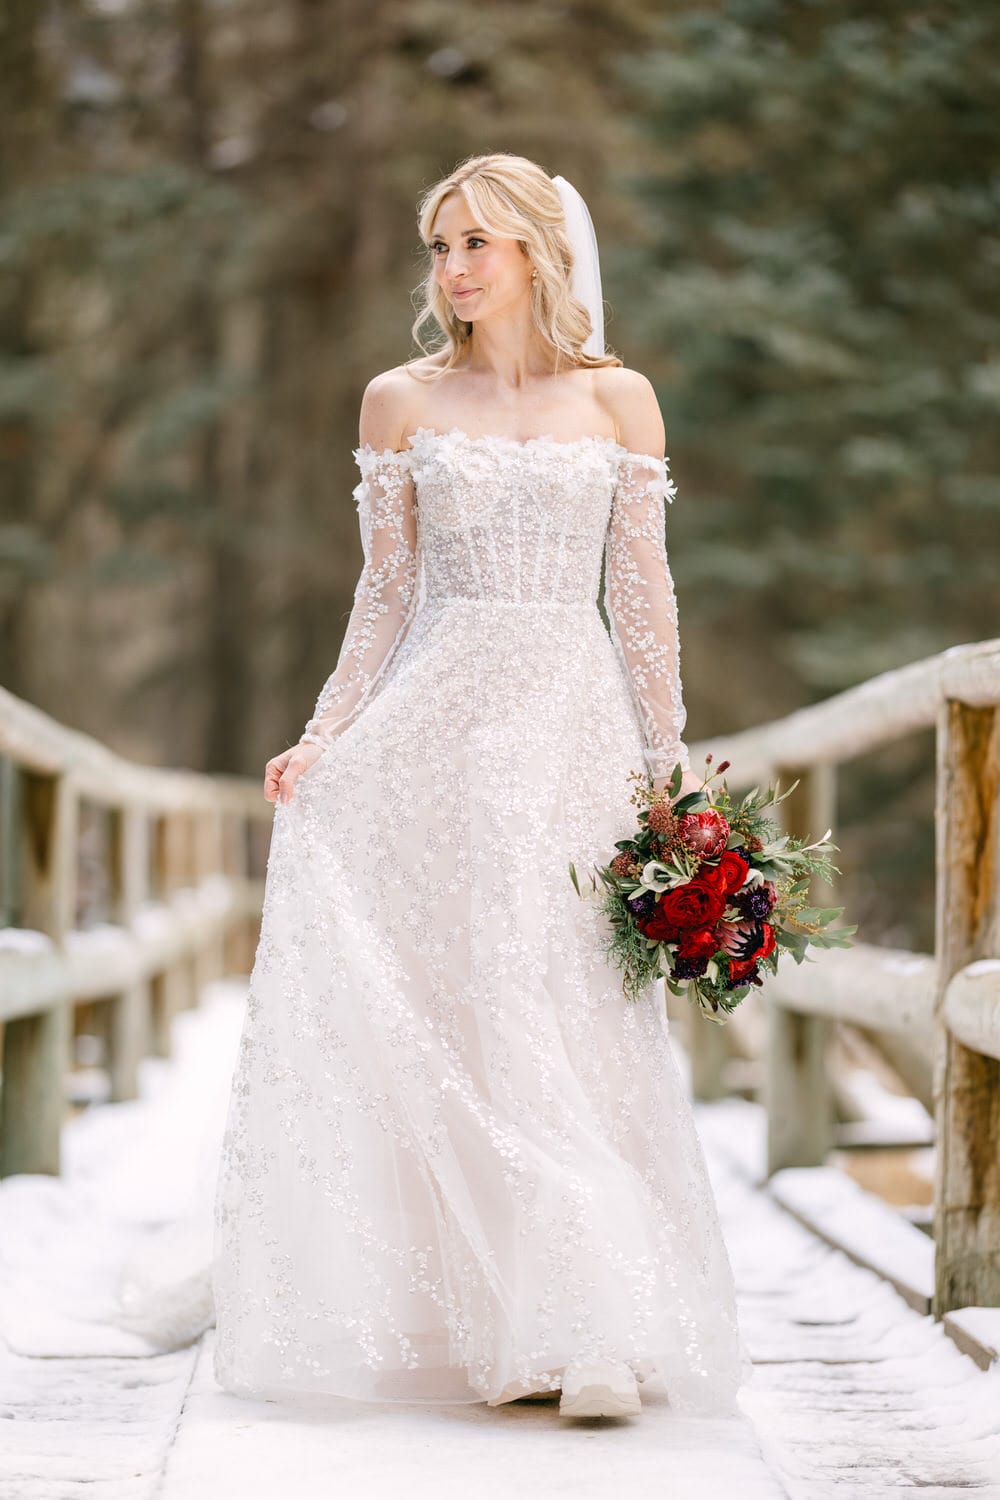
xmin=299 ymin=445 xmax=418 ymax=752
xmin=603 ymin=449 xmax=691 ymax=780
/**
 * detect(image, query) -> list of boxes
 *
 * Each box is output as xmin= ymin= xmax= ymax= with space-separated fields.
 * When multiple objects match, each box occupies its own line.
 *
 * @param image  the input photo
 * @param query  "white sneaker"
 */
xmin=486 ymin=1376 xmax=560 ymax=1406
xmin=558 ymin=1357 xmax=642 ymax=1418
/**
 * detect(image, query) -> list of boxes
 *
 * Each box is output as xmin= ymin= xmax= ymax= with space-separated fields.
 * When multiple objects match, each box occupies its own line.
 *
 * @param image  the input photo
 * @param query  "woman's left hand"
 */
xmin=652 ymin=767 xmax=704 ymax=803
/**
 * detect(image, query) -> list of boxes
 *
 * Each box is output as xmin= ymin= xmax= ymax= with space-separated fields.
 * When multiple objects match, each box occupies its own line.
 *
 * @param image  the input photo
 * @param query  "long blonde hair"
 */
xmin=408 ymin=153 xmax=623 ymax=381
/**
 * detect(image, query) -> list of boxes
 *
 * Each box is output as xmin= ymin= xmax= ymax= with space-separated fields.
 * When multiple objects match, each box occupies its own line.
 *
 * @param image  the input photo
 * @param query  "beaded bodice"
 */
xmin=299 ymin=425 xmax=691 ymax=781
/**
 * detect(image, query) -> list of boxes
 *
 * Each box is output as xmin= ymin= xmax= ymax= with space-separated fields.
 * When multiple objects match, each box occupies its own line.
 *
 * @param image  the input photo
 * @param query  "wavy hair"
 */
xmin=408 ymin=153 xmax=622 ymax=381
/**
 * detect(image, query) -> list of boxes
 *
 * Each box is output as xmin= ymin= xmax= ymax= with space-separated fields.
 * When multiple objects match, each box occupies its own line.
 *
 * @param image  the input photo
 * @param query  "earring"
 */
xmin=531 ymin=268 xmax=538 ymax=283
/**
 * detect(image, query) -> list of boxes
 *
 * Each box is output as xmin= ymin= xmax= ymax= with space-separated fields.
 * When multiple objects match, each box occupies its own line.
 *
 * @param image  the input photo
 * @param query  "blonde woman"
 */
xmin=212 ymin=152 xmax=753 ymax=1421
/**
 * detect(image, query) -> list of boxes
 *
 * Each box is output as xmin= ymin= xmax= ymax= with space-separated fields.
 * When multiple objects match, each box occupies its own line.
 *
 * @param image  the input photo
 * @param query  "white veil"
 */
xmin=550 ymin=174 xmax=606 ymax=358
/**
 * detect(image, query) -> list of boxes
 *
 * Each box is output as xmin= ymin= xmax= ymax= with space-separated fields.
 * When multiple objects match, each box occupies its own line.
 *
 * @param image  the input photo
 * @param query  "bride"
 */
xmin=211 ymin=151 xmax=753 ymax=1420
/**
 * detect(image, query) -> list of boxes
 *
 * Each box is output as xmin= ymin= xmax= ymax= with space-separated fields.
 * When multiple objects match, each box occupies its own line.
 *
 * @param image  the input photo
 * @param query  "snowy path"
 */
xmin=1 ymin=982 xmax=998 ymax=1500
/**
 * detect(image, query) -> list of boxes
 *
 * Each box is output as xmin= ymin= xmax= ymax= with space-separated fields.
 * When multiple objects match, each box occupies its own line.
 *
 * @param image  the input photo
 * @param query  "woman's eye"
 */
xmin=430 ymin=238 xmax=484 ymax=255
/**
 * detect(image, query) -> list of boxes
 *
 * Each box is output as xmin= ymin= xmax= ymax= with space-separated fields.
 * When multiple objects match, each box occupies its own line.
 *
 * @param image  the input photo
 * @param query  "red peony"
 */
xmin=677 ymin=809 xmax=730 ymax=858
xmin=636 ymin=878 xmax=727 ymax=941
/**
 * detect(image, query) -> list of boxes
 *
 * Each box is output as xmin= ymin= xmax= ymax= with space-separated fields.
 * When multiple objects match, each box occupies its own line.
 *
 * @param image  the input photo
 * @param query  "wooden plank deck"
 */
xmin=702 ymin=1102 xmax=1000 ymax=1496
xmin=1 ymin=984 xmax=997 ymax=1499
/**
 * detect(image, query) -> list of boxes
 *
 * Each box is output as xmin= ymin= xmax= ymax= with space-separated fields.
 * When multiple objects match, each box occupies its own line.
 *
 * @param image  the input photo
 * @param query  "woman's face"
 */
xmin=428 ymin=189 xmax=533 ymax=325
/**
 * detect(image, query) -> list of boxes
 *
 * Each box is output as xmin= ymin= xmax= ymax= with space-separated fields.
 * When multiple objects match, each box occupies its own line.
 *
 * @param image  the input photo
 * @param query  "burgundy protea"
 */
xmin=677 ymin=809 xmax=730 ymax=859
xmin=720 ymin=919 xmax=776 ymax=984
xmin=717 ymin=916 xmax=765 ymax=957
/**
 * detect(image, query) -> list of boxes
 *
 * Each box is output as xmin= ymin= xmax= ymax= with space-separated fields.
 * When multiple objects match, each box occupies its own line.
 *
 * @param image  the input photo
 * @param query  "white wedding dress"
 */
xmin=211 ymin=424 xmax=753 ymax=1412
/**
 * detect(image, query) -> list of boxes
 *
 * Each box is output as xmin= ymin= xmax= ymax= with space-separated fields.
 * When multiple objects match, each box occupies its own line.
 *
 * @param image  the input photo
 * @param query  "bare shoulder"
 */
xmin=357 ymin=361 xmax=433 ymax=452
xmin=593 ymin=365 xmax=666 ymax=457
xmin=358 ymin=354 xmax=453 ymax=450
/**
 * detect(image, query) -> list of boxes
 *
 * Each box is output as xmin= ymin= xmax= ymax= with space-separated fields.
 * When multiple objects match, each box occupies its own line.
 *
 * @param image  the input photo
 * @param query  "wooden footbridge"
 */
xmin=1 ymin=641 xmax=999 ymax=1497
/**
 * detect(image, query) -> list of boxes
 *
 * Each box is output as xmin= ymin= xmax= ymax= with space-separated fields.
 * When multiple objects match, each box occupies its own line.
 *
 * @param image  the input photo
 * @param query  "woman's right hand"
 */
xmin=264 ymin=740 xmax=325 ymax=805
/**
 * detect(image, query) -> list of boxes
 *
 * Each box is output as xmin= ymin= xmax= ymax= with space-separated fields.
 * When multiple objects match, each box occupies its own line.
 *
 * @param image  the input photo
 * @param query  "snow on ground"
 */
xmin=0 ymin=983 xmax=238 ymax=1364
xmin=1 ymin=982 xmax=998 ymax=1499
xmin=162 ymin=1332 xmax=785 ymax=1500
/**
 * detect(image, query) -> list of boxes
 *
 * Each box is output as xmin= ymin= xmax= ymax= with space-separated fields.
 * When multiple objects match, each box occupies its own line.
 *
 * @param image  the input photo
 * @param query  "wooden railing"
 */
xmin=0 ymin=684 xmax=270 ymax=1179
xmin=2 ymin=642 xmax=997 ymax=1324
xmin=687 ymin=639 xmax=1000 ymax=1320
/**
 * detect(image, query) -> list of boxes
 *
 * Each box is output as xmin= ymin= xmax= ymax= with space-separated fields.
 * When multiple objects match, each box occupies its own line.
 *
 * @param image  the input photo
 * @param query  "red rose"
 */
xmin=637 ymin=878 xmax=727 ymax=941
xmin=710 ymin=848 xmax=751 ymax=895
xmin=676 ymin=926 xmax=720 ymax=961
xmin=696 ymin=860 xmax=727 ymax=890
xmin=677 ymin=810 xmax=730 ymax=858
xmin=636 ymin=902 xmax=677 ymax=941
xmin=727 ymin=921 xmax=776 ymax=981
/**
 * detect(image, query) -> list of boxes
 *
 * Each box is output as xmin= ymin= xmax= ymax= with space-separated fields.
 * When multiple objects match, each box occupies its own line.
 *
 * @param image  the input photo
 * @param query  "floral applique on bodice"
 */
xmin=299 ymin=425 xmax=691 ymax=781
xmin=407 ymin=426 xmax=632 ymax=607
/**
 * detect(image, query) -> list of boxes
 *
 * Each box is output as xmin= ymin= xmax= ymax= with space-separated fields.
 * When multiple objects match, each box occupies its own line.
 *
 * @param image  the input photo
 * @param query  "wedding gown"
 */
xmin=211 ymin=423 xmax=753 ymax=1412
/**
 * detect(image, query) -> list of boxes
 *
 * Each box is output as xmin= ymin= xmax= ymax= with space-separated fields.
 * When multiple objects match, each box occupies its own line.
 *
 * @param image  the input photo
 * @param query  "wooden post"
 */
xmin=221 ymin=811 xmax=244 ymax=975
xmin=192 ymin=805 xmax=226 ymax=997
xmin=932 ymin=699 xmax=1000 ymax=1315
xmin=106 ymin=803 xmax=152 ymax=1101
xmin=0 ymin=754 xmax=19 ymax=926
xmin=227 ymin=811 xmax=261 ymax=975
xmin=154 ymin=810 xmax=199 ymax=1025
xmin=689 ymin=1013 xmax=731 ymax=1101
xmin=150 ymin=970 xmax=172 ymax=1059
xmin=1 ymin=771 xmax=76 ymax=1176
xmin=764 ymin=761 xmax=837 ymax=1175
xmin=179 ymin=809 xmax=201 ymax=1008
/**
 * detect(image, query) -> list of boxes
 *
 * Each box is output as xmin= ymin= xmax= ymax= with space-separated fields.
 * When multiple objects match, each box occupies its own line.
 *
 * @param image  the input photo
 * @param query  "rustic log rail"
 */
xmin=690 ymin=637 xmax=1000 ymax=1321
xmin=0 ymin=684 xmax=269 ymax=1180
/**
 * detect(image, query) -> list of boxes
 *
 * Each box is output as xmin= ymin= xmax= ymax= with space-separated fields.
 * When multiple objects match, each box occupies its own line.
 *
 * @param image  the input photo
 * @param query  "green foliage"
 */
xmin=611 ymin=4 xmax=999 ymax=694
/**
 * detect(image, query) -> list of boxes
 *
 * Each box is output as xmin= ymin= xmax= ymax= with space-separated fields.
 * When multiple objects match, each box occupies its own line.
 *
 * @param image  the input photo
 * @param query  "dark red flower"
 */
xmin=636 ymin=878 xmax=727 ymax=941
xmin=676 ymin=926 xmax=720 ymax=961
xmin=702 ymin=848 xmax=750 ymax=896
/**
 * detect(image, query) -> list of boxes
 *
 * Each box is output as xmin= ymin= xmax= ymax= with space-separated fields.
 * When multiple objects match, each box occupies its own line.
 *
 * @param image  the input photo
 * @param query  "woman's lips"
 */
xmin=453 ymin=287 xmax=480 ymax=299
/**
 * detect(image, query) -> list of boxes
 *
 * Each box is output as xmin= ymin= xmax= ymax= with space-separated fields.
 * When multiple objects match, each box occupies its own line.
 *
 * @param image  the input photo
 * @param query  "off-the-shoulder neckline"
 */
xmin=354 ymin=424 xmax=668 ymax=469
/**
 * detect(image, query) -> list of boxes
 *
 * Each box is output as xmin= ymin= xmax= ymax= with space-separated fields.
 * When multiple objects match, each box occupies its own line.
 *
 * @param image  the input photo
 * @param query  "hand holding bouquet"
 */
xmin=569 ymin=755 xmax=856 ymax=1023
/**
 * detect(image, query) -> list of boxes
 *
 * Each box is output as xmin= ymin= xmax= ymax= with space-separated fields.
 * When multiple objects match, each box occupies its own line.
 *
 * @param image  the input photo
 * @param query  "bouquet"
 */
xmin=569 ymin=755 xmax=856 ymax=1024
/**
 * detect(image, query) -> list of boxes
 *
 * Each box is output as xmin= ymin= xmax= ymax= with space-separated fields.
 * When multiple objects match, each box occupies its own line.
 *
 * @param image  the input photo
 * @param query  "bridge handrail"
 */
xmin=2 ymin=639 xmax=998 ymax=1318
xmin=683 ymin=637 xmax=1000 ymax=1318
xmin=0 ymin=683 xmax=271 ymax=1178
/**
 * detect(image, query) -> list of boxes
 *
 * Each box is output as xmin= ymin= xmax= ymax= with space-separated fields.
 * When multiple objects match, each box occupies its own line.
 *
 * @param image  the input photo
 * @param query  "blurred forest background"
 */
xmin=1 ymin=0 xmax=997 ymax=950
